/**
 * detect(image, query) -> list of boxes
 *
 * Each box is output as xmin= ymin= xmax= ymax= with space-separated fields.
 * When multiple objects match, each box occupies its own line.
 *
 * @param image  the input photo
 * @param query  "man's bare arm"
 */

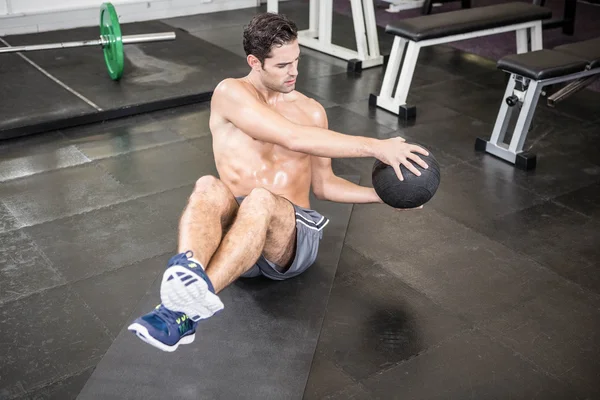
xmin=212 ymin=78 xmax=429 ymax=180
xmin=213 ymin=78 xmax=376 ymax=158
xmin=311 ymin=156 xmax=383 ymax=203
xmin=309 ymin=104 xmax=383 ymax=204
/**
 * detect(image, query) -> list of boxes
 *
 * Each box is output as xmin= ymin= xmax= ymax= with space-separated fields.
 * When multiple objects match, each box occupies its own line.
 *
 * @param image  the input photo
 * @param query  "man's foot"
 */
xmin=160 ymin=251 xmax=224 ymax=322
xmin=128 ymin=304 xmax=197 ymax=352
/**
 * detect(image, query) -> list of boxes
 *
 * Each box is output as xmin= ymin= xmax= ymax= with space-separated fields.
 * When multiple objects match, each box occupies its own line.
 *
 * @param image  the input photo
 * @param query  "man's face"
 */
xmin=259 ymin=39 xmax=300 ymax=93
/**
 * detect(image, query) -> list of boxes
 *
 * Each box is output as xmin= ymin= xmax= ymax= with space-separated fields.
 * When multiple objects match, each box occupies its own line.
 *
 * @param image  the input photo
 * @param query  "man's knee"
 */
xmin=189 ymin=175 xmax=236 ymax=213
xmin=191 ymin=176 xmax=230 ymax=199
xmin=243 ymin=188 xmax=277 ymax=213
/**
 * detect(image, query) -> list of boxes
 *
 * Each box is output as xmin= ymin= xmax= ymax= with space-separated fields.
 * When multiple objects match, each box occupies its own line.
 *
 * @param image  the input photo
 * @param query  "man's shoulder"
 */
xmin=293 ymin=91 xmax=326 ymax=114
xmin=214 ymin=77 xmax=250 ymax=97
xmin=291 ymin=91 xmax=327 ymax=128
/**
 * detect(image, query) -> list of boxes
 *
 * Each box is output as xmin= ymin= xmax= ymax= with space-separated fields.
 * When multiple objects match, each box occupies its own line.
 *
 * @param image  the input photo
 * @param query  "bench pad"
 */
xmin=554 ymin=37 xmax=600 ymax=69
xmin=385 ymin=2 xmax=551 ymax=42
xmin=497 ymin=49 xmax=589 ymax=80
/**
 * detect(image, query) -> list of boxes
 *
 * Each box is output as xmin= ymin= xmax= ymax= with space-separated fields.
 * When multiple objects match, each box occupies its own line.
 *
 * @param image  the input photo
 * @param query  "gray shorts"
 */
xmin=235 ymin=196 xmax=329 ymax=281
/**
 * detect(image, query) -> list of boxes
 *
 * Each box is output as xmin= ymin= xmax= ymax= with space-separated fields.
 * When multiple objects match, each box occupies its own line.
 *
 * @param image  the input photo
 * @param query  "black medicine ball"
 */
xmin=372 ymin=146 xmax=441 ymax=209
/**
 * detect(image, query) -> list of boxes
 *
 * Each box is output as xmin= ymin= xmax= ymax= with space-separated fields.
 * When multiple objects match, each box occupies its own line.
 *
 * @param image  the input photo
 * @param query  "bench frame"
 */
xmin=475 ymin=66 xmax=600 ymax=170
xmin=267 ymin=0 xmax=384 ymax=71
xmin=370 ymin=20 xmax=545 ymax=119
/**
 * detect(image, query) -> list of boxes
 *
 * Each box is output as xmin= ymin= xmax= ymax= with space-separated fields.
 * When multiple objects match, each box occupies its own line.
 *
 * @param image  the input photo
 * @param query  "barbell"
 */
xmin=0 ymin=2 xmax=176 ymax=81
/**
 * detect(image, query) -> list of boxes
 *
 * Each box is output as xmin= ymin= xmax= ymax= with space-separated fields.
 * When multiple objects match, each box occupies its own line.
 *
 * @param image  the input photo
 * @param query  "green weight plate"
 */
xmin=100 ymin=2 xmax=124 ymax=80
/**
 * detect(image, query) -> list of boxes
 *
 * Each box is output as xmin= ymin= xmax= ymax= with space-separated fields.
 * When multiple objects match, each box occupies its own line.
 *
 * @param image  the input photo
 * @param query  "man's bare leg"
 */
xmin=205 ymin=187 xmax=297 ymax=293
xmin=159 ymin=175 xmax=240 ymax=319
xmin=161 ymin=187 xmax=297 ymax=318
xmin=177 ymin=175 xmax=239 ymax=267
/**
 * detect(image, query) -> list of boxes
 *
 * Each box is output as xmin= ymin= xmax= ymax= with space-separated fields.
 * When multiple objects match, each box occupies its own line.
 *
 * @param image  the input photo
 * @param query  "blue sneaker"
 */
xmin=128 ymin=304 xmax=197 ymax=352
xmin=160 ymin=251 xmax=224 ymax=322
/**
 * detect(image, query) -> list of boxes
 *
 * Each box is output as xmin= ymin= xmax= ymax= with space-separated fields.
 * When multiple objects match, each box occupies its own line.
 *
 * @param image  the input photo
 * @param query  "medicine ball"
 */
xmin=372 ymin=145 xmax=441 ymax=209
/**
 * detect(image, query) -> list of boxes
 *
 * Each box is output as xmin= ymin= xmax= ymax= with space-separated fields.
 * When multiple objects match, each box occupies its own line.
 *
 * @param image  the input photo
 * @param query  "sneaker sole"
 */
xmin=127 ymin=322 xmax=195 ymax=352
xmin=160 ymin=265 xmax=224 ymax=321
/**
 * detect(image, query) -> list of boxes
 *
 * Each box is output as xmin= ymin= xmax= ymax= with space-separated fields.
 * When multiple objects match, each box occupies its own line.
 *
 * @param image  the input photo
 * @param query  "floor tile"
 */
xmin=0 ymin=202 xmax=19 ymax=235
xmin=147 ymin=102 xmax=212 ymax=139
xmin=0 ymin=132 xmax=90 ymax=183
xmin=298 ymin=68 xmax=385 ymax=104
xmin=471 ymin=149 xmax=600 ymax=200
xmin=0 ymin=163 xmax=134 ymax=228
xmin=0 ymin=285 xmax=112 ymax=399
xmin=553 ymin=181 xmax=600 ymax=219
xmin=95 ymin=138 xmax=216 ymax=196
xmin=61 ymin=114 xmax=189 ymax=160
xmin=70 ymin=253 xmax=172 ymax=338
xmin=303 ymin=356 xmax=358 ymax=400
xmin=13 ymin=367 xmax=95 ymax=400
xmin=162 ymin=8 xmax=259 ymax=32
xmin=187 ymin=25 xmax=245 ymax=49
xmin=340 ymin=97 xmax=459 ymax=133
xmin=477 ymin=201 xmax=600 ymax=294
xmin=425 ymin=162 xmax=544 ymax=231
xmin=397 ymin=113 xmax=493 ymax=163
xmin=479 ymin=282 xmax=600 ymax=399
xmin=0 ymin=229 xmax=63 ymax=304
xmin=528 ymin=120 xmax=600 ymax=166
xmin=21 ymin=196 xmax=177 ymax=283
xmin=324 ymin=106 xmax=395 ymax=138
xmin=311 ymin=247 xmax=469 ymax=381
xmin=360 ymin=329 xmax=579 ymax=400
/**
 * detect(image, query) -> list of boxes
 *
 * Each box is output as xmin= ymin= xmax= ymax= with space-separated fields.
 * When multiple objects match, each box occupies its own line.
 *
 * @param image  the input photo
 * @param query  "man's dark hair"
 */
xmin=243 ymin=13 xmax=298 ymax=65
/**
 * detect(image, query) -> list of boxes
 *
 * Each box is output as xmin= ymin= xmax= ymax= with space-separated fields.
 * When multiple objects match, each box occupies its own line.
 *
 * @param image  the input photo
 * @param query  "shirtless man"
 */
xmin=128 ymin=12 xmax=429 ymax=352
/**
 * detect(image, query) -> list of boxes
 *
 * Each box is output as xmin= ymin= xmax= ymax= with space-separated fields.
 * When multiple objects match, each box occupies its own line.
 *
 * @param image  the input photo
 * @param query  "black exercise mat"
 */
xmin=1 ymin=21 xmax=249 ymax=139
xmin=77 ymin=180 xmax=357 ymax=400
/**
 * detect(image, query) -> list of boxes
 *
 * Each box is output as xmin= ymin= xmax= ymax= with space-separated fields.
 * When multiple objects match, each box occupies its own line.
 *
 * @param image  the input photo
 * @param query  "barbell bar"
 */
xmin=0 ymin=33 xmax=176 ymax=54
xmin=0 ymin=2 xmax=177 ymax=81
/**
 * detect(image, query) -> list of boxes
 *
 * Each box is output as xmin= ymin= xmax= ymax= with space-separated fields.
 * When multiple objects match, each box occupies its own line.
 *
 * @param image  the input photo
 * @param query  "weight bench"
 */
xmin=475 ymin=37 xmax=600 ymax=170
xmin=369 ymin=2 xmax=552 ymax=120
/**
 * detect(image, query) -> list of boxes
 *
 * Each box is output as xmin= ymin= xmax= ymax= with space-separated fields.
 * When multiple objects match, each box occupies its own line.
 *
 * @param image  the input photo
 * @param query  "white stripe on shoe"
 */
xmin=127 ymin=322 xmax=195 ymax=352
xmin=160 ymin=265 xmax=224 ymax=322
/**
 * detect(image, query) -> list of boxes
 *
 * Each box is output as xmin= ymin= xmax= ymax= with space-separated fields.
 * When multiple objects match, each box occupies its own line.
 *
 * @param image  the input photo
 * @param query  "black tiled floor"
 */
xmin=477 ymin=201 xmax=600 ymax=295
xmin=94 ymin=137 xmax=216 ymax=196
xmin=0 ymin=131 xmax=90 ymax=182
xmin=70 ymin=253 xmax=172 ymax=338
xmin=425 ymin=162 xmax=545 ymax=231
xmin=554 ymin=181 xmax=600 ymax=219
xmin=471 ymin=150 xmax=600 ymax=200
xmin=61 ymin=114 xmax=189 ymax=160
xmin=479 ymin=283 xmax=600 ymax=400
xmin=21 ymin=195 xmax=177 ymax=283
xmin=13 ymin=367 xmax=95 ymax=400
xmin=1 ymin=1 xmax=599 ymax=399
xmin=0 ymin=285 xmax=113 ymax=399
xmin=0 ymin=164 xmax=133 ymax=228
xmin=360 ymin=329 xmax=579 ymax=400
xmin=0 ymin=229 xmax=63 ymax=304
xmin=308 ymin=247 xmax=469 ymax=383
xmin=398 ymin=113 xmax=494 ymax=163
xmin=343 ymin=204 xmax=566 ymax=322
xmin=0 ymin=202 xmax=19 ymax=235
xmin=324 ymin=106 xmax=395 ymax=138
xmin=297 ymin=68 xmax=386 ymax=104
xmin=341 ymin=97 xmax=459 ymax=132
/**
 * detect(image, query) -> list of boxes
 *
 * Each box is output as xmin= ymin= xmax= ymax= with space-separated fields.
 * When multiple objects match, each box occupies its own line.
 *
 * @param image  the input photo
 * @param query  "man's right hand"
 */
xmin=374 ymin=137 xmax=430 ymax=181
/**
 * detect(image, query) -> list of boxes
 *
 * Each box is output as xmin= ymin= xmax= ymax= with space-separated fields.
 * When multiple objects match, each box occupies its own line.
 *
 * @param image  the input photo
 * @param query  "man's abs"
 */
xmin=209 ymin=88 xmax=321 ymax=208
xmin=210 ymin=121 xmax=312 ymax=208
